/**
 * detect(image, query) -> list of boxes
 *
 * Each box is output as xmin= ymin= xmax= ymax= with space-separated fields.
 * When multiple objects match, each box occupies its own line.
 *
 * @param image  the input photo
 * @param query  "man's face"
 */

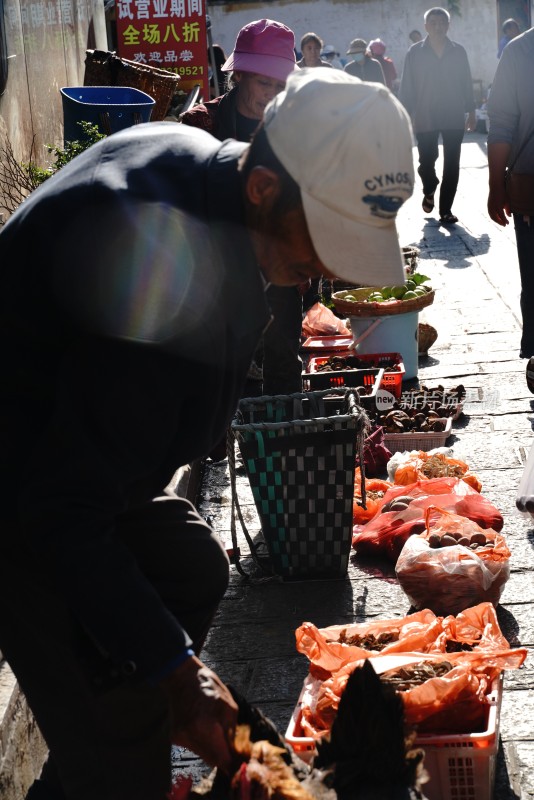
xmin=256 ymin=205 xmax=330 ymax=286
xmin=235 ymin=72 xmax=286 ymax=120
xmin=244 ymin=167 xmax=334 ymax=286
xmin=425 ymin=13 xmax=449 ymax=40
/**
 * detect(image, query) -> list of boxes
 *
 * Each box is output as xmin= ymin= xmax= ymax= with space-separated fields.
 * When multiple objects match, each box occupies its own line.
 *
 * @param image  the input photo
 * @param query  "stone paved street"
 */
xmin=173 ymin=132 xmax=534 ymax=799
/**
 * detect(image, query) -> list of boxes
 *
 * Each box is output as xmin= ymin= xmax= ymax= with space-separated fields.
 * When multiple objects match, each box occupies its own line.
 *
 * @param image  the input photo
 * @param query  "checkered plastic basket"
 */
xmin=229 ymin=390 xmax=369 ymax=580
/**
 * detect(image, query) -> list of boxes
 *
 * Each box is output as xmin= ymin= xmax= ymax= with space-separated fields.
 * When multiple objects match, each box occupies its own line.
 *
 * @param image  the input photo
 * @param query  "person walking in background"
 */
xmin=368 ymin=38 xmax=398 ymax=91
xmin=344 ymin=38 xmax=385 ymax=83
xmin=497 ymin=18 xmax=521 ymax=58
xmin=297 ymin=32 xmax=333 ymax=68
xmin=321 ymin=44 xmax=344 ymax=69
xmin=182 ymin=19 xmax=304 ymax=397
xmin=399 ymin=6 xmax=476 ymax=226
xmin=409 ymin=29 xmax=423 ymax=44
xmin=487 ymin=26 xmax=534 ymax=391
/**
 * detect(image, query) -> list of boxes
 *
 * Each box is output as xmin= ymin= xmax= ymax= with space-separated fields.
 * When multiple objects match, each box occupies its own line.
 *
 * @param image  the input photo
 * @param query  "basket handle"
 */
xmin=227 ymin=429 xmax=277 ymax=582
xmin=350 ymin=318 xmax=383 ymax=350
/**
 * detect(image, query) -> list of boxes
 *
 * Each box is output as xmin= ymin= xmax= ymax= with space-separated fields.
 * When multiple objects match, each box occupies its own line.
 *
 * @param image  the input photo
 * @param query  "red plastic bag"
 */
xmin=352 ymin=478 xmax=503 ymax=562
xmin=395 ymin=507 xmax=510 ymax=616
xmin=302 ymin=302 xmax=350 ymax=337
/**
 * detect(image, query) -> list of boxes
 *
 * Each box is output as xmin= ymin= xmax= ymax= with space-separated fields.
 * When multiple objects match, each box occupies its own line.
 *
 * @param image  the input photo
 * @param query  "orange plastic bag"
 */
xmin=301 ymin=302 xmax=350 ymax=337
xmin=352 ymin=469 xmax=393 ymax=524
xmin=295 ymin=609 xmax=441 ymax=675
xmin=395 ymin=507 xmax=510 ymax=616
xmin=296 ymin=603 xmax=527 ymax=739
xmin=299 ymin=644 xmax=526 ymax=738
xmin=393 ymin=451 xmax=482 ymax=492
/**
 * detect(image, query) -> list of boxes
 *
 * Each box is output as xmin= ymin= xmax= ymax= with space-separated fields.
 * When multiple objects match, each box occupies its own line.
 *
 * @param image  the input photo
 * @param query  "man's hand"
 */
xmin=160 ymin=655 xmax=238 ymax=774
xmin=465 ymin=110 xmax=477 ymax=133
xmin=488 ymin=183 xmax=511 ymax=227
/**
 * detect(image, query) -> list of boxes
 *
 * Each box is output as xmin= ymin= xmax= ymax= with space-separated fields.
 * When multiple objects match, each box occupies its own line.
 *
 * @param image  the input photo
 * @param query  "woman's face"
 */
xmin=301 ymin=41 xmax=322 ymax=65
xmin=234 ymin=72 xmax=286 ymax=120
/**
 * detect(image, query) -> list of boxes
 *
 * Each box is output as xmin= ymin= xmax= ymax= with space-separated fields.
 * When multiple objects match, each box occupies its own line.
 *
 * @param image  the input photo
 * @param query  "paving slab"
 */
xmin=172 ymin=132 xmax=534 ymax=796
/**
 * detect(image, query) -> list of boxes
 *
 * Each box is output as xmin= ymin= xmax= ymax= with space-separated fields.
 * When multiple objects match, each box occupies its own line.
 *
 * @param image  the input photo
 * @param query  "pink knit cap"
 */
xmin=221 ymin=19 xmax=298 ymax=83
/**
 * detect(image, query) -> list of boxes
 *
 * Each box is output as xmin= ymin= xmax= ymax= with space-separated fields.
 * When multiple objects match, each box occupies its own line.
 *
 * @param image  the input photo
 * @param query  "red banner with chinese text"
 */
xmin=115 ymin=0 xmax=208 ymax=95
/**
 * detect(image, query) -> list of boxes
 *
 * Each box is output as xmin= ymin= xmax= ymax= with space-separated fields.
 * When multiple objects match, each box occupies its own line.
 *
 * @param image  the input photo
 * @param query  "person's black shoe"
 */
xmin=526 ymin=357 xmax=534 ymax=394
xmin=422 ymin=193 xmax=435 ymax=213
xmin=439 ymin=212 xmax=458 ymax=225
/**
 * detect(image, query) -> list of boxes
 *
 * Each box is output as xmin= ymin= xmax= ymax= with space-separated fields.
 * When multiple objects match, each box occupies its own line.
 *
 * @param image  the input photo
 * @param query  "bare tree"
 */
xmin=0 ymin=135 xmax=43 ymax=217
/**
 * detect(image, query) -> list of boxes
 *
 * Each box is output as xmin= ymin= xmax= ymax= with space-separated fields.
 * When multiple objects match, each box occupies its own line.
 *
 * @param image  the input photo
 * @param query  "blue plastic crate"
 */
xmin=60 ymin=86 xmax=155 ymax=142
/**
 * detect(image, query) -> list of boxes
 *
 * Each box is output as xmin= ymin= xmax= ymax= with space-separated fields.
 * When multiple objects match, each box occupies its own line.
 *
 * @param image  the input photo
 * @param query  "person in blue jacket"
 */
xmin=0 ymin=69 xmax=414 ymax=800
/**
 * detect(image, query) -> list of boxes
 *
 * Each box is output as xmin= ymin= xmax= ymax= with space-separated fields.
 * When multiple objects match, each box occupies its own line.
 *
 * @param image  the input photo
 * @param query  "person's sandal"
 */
xmin=526 ymin=357 xmax=534 ymax=394
xmin=422 ymin=193 xmax=435 ymax=213
xmin=440 ymin=213 xmax=458 ymax=225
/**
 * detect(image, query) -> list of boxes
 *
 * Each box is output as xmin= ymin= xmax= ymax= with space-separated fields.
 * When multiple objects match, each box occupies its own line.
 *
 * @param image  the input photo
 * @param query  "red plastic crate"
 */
xmin=307 ymin=353 xmax=404 ymax=399
xmin=303 ymin=359 xmax=383 ymax=396
xmin=348 ymin=352 xmax=405 ymax=399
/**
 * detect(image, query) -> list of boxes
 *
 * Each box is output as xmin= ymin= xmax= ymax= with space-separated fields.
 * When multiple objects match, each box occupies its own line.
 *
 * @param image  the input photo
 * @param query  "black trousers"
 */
xmin=0 ymin=497 xmax=229 ymax=800
xmin=514 ymin=214 xmax=534 ymax=358
xmin=416 ymin=128 xmax=465 ymax=217
xmin=262 ymin=285 xmax=303 ymax=395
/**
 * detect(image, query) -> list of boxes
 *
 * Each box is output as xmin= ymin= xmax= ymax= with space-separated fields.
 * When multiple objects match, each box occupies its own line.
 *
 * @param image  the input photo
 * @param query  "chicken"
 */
xmin=172 ymin=662 xmax=429 ymax=800
xmin=313 ymin=659 xmax=429 ymax=800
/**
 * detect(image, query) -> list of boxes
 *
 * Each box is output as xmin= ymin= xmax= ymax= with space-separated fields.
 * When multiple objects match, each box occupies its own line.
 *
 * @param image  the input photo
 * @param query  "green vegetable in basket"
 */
xmin=411 ymin=273 xmax=431 ymax=286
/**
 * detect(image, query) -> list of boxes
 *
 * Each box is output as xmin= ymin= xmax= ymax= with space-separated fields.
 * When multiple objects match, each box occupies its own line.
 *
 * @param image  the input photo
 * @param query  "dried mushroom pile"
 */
xmin=335 ymin=629 xmax=400 ymax=650
xmin=371 ymin=384 xmax=465 ymax=433
xmin=381 ymin=660 xmax=452 ymax=691
xmin=315 ymin=355 xmax=402 ymax=373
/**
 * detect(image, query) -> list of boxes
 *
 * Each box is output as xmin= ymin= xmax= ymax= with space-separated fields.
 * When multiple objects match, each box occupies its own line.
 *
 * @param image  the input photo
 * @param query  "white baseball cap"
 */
xmin=263 ymin=68 xmax=414 ymax=286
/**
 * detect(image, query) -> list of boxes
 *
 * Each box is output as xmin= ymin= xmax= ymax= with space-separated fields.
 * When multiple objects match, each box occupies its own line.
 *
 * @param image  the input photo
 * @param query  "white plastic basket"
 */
xmin=285 ymin=671 xmax=502 ymax=800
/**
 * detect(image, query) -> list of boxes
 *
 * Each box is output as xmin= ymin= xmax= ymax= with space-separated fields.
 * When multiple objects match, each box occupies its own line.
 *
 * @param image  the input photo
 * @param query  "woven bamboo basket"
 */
xmin=418 ymin=322 xmax=438 ymax=354
xmin=332 ymin=287 xmax=435 ymax=318
xmin=84 ymin=50 xmax=180 ymax=122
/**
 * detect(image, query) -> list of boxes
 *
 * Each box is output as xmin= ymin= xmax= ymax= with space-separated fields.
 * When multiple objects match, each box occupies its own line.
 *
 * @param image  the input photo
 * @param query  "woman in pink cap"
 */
xmin=181 ymin=18 xmax=297 ymax=142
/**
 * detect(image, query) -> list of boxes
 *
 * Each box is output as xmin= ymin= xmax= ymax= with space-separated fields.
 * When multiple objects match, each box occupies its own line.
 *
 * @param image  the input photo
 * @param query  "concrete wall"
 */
xmin=207 ymin=0 xmax=532 ymax=97
xmin=0 ymin=0 xmax=107 ymax=218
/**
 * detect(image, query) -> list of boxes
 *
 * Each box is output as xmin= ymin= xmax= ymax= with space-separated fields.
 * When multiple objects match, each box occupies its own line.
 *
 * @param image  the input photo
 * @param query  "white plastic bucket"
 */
xmin=350 ymin=311 xmax=419 ymax=379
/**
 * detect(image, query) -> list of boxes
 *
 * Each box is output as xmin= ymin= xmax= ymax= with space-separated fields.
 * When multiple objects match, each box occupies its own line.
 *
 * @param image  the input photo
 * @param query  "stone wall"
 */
xmin=207 ymin=0 xmax=532 ymax=96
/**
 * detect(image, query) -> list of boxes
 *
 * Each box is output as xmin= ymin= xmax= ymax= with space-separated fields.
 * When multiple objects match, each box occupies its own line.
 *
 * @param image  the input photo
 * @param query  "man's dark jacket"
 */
xmin=0 ymin=122 xmax=270 ymax=679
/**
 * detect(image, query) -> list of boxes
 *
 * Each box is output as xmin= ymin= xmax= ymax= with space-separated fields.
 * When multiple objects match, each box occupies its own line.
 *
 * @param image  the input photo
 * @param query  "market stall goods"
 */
xmin=352 ymin=477 xmax=503 ymax=562
xmin=395 ymin=507 xmax=510 ymax=616
xmin=291 ymin=603 xmax=526 ymax=742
